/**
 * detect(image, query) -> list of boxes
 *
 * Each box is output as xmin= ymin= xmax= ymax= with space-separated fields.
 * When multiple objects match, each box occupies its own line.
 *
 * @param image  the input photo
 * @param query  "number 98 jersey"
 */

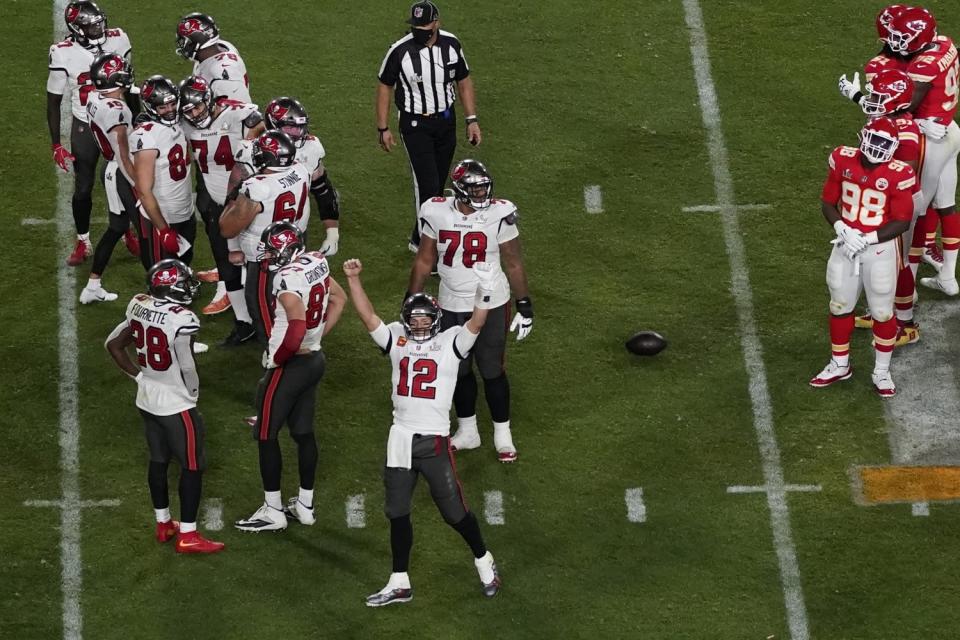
xmin=266 ymin=251 xmax=331 ymax=367
xmin=821 ymin=146 xmax=916 ymax=233
xmin=123 ymin=294 xmax=200 ymax=416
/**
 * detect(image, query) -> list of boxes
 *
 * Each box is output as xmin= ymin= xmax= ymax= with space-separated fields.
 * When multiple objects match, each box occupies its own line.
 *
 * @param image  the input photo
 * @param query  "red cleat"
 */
xmin=175 ymin=531 xmax=225 ymax=554
xmin=156 ymin=520 xmax=180 ymax=543
xmin=66 ymin=239 xmax=91 ymax=267
xmin=123 ymin=228 xmax=140 ymax=257
xmin=196 ymin=268 xmax=220 ymax=283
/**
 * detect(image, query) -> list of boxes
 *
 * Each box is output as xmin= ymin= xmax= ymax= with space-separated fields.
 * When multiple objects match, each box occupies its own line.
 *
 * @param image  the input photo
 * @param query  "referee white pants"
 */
xmin=827 ymin=239 xmax=900 ymax=321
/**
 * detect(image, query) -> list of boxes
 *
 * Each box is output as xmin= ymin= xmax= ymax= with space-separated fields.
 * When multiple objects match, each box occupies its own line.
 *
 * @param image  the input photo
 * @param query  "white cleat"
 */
xmin=922 ymin=245 xmax=944 ymax=272
xmin=872 ymin=369 xmax=896 ymax=398
xmin=192 ymin=341 xmax=209 ymax=354
xmin=283 ymin=497 xmax=315 ymax=526
xmin=493 ymin=428 xmax=518 ymax=463
xmin=234 ymin=503 xmax=287 ymax=532
xmin=475 ymin=551 xmax=501 ymax=597
xmin=919 ymin=276 xmax=960 ymax=296
xmin=451 ymin=428 xmax=481 ymax=452
xmin=408 ymin=242 xmax=420 ymax=254
xmin=79 ymin=286 xmax=118 ymax=304
xmin=809 ymin=359 xmax=853 ymax=388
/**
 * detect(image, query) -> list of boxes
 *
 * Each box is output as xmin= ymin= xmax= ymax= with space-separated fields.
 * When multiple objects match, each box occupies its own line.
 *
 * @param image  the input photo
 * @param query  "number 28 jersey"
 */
xmin=821 ymin=146 xmax=916 ymax=233
xmin=419 ymin=196 xmax=519 ymax=312
xmin=122 ymin=294 xmax=200 ymax=416
xmin=266 ymin=251 xmax=331 ymax=367
xmin=130 ymin=121 xmax=193 ymax=223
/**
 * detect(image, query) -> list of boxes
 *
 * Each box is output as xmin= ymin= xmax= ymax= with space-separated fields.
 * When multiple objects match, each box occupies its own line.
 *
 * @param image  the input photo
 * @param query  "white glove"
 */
xmin=838 ymin=72 xmax=862 ymax=102
xmin=472 ymin=261 xmax=496 ymax=308
xmin=510 ymin=312 xmax=533 ymax=341
xmin=319 ymin=227 xmax=340 ymax=256
xmin=833 ymin=220 xmax=868 ymax=252
xmin=841 ymin=241 xmax=867 ymax=262
xmin=918 ymin=117 xmax=948 ymax=140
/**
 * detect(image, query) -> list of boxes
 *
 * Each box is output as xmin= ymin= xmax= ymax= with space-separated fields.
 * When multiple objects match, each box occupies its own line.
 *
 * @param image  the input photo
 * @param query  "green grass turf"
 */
xmin=4 ymin=0 xmax=960 ymax=638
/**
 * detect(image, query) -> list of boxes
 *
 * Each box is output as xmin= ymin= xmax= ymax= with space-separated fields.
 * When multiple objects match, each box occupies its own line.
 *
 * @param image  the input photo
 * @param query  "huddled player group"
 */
xmin=811 ymin=5 xmax=959 ymax=397
xmin=48 ymin=1 xmax=535 ymax=606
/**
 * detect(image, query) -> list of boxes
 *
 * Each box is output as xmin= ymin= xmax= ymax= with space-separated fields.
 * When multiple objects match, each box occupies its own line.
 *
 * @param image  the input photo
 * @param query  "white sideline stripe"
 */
xmin=583 ymin=185 xmax=603 ymax=214
xmin=911 ymin=502 xmax=930 ymax=517
xmin=682 ymin=2 xmax=810 ymax=639
xmin=727 ymin=485 xmax=822 ymax=495
xmin=51 ymin=2 xmax=83 ymax=639
xmin=484 ymin=490 xmax=505 ymax=525
xmin=624 ymin=488 xmax=646 ymax=523
xmin=682 ymin=203 xmax=771 ymax=213
xmin=22 ymin=217 xmax=57 ymax=225
xmin=24 ymin=499 xmax=120 ymax=508
xmin=202 ymin=498 xmax=224 ymax=531
xmin=346 ymin=494 xmax=366 ymax=528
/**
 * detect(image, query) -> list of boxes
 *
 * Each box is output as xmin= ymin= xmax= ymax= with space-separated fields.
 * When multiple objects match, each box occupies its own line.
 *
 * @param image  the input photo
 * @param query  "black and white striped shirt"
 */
xmin=378 ymin=30 xmax=470 ymax=116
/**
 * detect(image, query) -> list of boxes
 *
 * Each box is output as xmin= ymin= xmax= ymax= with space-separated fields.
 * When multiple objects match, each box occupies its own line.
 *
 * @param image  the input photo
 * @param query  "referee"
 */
xmin=376 ymin=1 xmax=482 ymax=251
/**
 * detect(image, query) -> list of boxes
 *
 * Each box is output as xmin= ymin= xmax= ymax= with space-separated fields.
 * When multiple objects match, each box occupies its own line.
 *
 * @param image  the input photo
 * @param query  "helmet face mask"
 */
xmin=141 ymin=76 xmax=179 ymax=124
xmin=859 ymin=119 xmax=900 ymax=164
xmin=179 ymin=76 xmax=215 ymax=128
xmin=147 ymin=259 xmax=200 ymax=305
xmin=451 ymin=159 xmax=494 ymax=210
xmin=256 ymin=222 xmax=304 ymax=272
xmin=861 ymin=70 xmax=914 ymax=117
xmin=176 ymin=13 xmax=220 ymax=60
xmin=401 ymin=294 xmax=442 ymax=342
xmin=265 ymin=98 xmax=310 ymax=146
xmin=66 ymin=1 xmax=107 ymax=47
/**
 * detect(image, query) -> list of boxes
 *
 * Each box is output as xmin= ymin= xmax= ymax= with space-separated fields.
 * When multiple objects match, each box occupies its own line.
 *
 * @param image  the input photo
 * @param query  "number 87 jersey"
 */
xmin=266 ymin=251 xmax=331 ymax=367
xmin=821 ymin=146 xmax=916 ymax=233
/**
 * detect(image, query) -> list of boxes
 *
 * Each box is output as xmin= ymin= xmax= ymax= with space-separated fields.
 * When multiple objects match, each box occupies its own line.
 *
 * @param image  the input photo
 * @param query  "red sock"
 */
xmin=894 ymin=266 xmax=915 ymax=321
xmin=941 ymin=212 xmax=960 ymax=251
xmin=924 ymin=207 xmax=940 ymax=247
xmin=830 ymin=313 xmax=855 ymax=362
xmin=872 ymin=317 xmax=897 ymax=352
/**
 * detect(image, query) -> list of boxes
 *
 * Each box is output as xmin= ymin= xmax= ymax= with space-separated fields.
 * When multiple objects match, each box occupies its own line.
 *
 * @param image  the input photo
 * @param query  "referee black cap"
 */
xmin=407 ymin=1 xmax=439 ymax=26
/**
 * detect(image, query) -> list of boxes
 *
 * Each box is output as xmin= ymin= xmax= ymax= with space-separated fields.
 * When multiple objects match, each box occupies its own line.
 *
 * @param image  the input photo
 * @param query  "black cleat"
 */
xmin=221 ymin=321 xmax=256 ymax=347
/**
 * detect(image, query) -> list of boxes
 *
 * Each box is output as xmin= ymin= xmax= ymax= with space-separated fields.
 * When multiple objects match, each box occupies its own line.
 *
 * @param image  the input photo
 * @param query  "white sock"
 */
xmin=388 ymin=572 xmax=411 ymax=590
xmin=179 ymin=521 xmax=196 ymax=534
xmin=832 ymin=354 xmax=850 ymax=368
xmin=493 ymin=420 xmax=511 ymax=437
xmin=155 ymin=508 xmax=171 ymax=523
xmin=264 ymin=490 xmax=283 ymax=510
xmin=493 ymin=420 xmax=514 ymax=450
xmin=874 ymin=348 xmax=893 ymax=371
xmin=78 ymin=232 xmax=90 ymax=243
xmin=942 ymin=248 xmax=958 ymax=280
xmin=474 ymin=551 xmax=495 ymax=583
xmin=86 ymin=277 xmax=101 ymax=290
xmin=228 ymin=289 xmax=252 ymax=323
xmin=457 ymin=415 xmax=478 ymax=434
xmin=240 ymin=267 xmax=247 ymax=286
xmin=298 ymin=488 xmax=314 ymax=508
xmin=215 ymin=280 xmax=227 ymax=299
xmin=909 ymin=261 xmax=920 ymax=280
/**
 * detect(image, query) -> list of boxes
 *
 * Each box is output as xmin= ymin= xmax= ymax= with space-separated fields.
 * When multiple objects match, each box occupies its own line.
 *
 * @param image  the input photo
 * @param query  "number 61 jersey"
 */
xmin=821 ymin=146 xmax=916 ymax=233
xmin=122 ymin=293 xmax=200 ymax=416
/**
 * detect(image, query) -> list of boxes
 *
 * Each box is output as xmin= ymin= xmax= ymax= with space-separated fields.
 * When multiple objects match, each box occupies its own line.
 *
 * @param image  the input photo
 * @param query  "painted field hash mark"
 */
xmin=346 ymin=494 xmax=366 ymax=528
xmin=682 ymin=203 xmax=771 ymax=213
xmin=624 ymin=488 xmax=646 ymax=523
xmin=202 ymin=498 xmax=224 ymax=531
xmin=583 ymin=185 xmax=603 ymax=214
xmin=484 ymin=490 xmax=504 ymax=525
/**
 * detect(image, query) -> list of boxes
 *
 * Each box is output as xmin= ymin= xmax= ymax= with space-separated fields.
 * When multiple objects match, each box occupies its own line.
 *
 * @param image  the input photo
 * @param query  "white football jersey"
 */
xmin=376 ymin=323 xmax=469 ymax=435
xmin=266 ymin=251 xmax=331 ymax=367
xmin=182 ymin=101 xmax=259 ymax=204
xmin=130 ymin=120 xmax=193 ymax=223
xmin=124 ymin=294 xmax=200 ymax=416
xmin=86 ymin=90 xmax=132 ymax=177
xmin=238 ymin=164 xmax=312 ymax=261
xmin=193 ymin=41 xmax=251 ymax=103
xmin=419 ymin=197 xmax=519 ymax=311
xmin=47 ymin=29 xmax=132 ymax=122
xmin=236 ymin=135 xmax=325 ymax=225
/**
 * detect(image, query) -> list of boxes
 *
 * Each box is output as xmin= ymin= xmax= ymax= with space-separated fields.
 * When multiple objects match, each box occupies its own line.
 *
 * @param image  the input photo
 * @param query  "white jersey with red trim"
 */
xmin=182 ymin=102 xmax=259 ymax=204
xmin=130 ymin=120 xmax=193 ymax=223
xmin=380 ymin=323 xmax=467 ymax=435
xmin=238 ymin=164 xmax=312 ymax=261
xmin=193 ymin=40 xmax=250 ymax=103
xmin=86 ymin=90 xmax=132 ymax=169
xmin=236 ymin=135 xmax=325 ymax=223
xmin=266 ymin=251 xmax=331 ymax=367
xmin=419 ymin=196 xmax=519 ymax=312
xmin=124 ymin=294 xmax=200 ymax=415
xmin=47 ymin=29 xmax=132 ymax=122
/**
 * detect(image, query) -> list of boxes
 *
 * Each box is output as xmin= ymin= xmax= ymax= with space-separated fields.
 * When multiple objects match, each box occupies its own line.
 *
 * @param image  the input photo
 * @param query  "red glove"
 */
xmin=52 ymin=143 xmax=75 ymax=172
xmin=159 ymin=227 xmax=180 ymax=254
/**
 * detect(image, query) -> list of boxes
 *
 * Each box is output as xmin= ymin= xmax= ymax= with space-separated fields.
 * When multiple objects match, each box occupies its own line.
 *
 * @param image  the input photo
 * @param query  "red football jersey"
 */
xmin=892 ymin=115 xmax=921 ymax=169
xmin=864 ymin=52 xmax=908 ymax=80
xmin=822 ymin=146 xmax=916 ymax=233
xmin=908 ymin=35 xmax=959 ymax=121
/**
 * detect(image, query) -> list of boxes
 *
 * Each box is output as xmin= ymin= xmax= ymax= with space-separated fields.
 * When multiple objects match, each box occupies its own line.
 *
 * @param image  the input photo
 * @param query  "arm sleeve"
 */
xmin=452 ymin=326 xmax=479 ymax=359
xmin=370 ymin=321 xmax=392 ymax=353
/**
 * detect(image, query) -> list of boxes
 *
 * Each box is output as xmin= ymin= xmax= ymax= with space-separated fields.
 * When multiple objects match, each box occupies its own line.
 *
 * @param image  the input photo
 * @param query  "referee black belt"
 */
xmin=404 ymin=110 xmax=452 ymax=119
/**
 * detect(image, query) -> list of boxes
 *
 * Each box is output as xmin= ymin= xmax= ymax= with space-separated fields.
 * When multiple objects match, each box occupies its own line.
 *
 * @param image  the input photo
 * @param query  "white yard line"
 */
xmin=346 ymin=494 xmax=366 ymax=528
xmin=624 ymin=487 xmax=647 ymax=523
xmin=682 ymin=203 xmax=771 ymax=213
xmin=682 ymin=1 xmax=810 ymax=638
xmin=22 ymin=217 xmax=57 ymax=225
xmin=25 ymin=499 xmax=120 ymax=508
xmin=583 ymin=185 xmax=603 ymax=214
xmin=483 ymin=490 xmax=505 ymax=525
xmin=727 ymin=485 xmax=822 ymax=495
xmin=201 ymin=498 xmax=224 ymax=531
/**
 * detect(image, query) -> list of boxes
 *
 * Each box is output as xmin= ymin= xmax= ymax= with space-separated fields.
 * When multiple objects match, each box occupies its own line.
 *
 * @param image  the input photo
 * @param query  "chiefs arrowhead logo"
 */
xmin=178 ymin=18 xmax=202 ymax=37
xmin=152 ymin=267 xmax=179 ymax=287
xmin=269 ymin=229 xmax=298 ymax=250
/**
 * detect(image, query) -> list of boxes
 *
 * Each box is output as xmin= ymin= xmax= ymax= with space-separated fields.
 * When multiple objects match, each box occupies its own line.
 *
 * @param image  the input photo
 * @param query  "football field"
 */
xmin=6 ymin=1 xmax=960 ymax=638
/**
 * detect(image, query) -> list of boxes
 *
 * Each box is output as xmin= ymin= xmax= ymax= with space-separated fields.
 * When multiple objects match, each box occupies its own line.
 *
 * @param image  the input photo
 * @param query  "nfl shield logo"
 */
xmin=414 ymin=7 xmax=423 ymax=18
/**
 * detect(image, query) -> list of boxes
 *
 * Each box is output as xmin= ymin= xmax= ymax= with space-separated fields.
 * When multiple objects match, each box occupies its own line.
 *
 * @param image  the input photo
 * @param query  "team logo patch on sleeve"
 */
xmin=397 ymin=336 xmax=407 ymax=347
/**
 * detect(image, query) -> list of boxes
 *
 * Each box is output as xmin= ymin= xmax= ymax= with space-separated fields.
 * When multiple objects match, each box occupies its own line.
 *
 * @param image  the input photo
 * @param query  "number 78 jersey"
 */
xmin=821 ymin=146 xmax=916 ymax=233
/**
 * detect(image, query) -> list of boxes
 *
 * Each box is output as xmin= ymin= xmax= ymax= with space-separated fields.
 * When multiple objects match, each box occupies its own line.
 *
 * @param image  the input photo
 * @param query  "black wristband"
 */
xmin=464 ymin=115 xmax=478 ymax=125
xmin=851 ymin=91 xmax=863 ymax=104
xmin=377 ymin=126 xmax=389 ymax=132
xmin=515 ymin=296 xmax=533 ymax=318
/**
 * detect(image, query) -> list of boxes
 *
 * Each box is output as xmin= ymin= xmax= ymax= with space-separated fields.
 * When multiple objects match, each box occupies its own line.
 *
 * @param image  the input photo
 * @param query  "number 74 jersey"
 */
xmin=821 ymin=146 xmax=916 ymax=233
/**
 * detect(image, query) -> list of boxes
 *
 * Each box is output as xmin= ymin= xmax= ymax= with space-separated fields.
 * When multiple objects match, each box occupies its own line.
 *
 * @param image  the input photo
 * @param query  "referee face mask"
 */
xmin=411 ymin=24 xmax=437 ymax=45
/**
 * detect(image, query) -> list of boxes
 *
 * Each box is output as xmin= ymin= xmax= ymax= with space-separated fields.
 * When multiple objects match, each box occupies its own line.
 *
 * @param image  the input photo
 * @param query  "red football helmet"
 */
xmin=875 ymin=4 xmax=906 ymax=41
xmin=859 ymin=117 xmax=901 ymax=163
xmin=887 ymin=6 xmax=937 ymax=54
xmin=862 ymin=69 xmax=914 ymax=116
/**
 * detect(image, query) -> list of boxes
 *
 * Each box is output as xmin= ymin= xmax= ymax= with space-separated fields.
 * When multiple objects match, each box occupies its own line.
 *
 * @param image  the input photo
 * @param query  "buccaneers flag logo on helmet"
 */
xmin=178 ymin=18 xmax=201 ymax=37
xmin=152 ymin=267 xmax=179 ymax=287
xmin=270 ymin=229 xmax=298 ymax=250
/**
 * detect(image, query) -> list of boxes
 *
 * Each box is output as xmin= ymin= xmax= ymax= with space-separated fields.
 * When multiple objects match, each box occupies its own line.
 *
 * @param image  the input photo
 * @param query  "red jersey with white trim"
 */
xmin=908 ymin=35 xmax=960 ymax=121
xmin=892 ymin=115 xmax=921 ymax=168
xmin=193 ymin=40 xmax=250 ymax=103
xmin=266 ymin=251 xmax=331 ymax=367
xmin=822 ymin=146 xmax=916 ymax=233
xmin=182 ymin=102 xmax=259 ymax=204
xmin=864 ymin=51 xmax=908 ymax=81
xmin=419 ymin=196 xmax=519 ymax=312
xmin=47 ymin=29 xmax=132 ymax=121
xmin=86 ymin=90 xmax=132 ymax=167
xmin=238 ymin=164 xmax=312 ymax=261
xmin=130 ymin=121 xmax=193 ymax=223
xmin=124 ymin=294 xmax=200 ymax=415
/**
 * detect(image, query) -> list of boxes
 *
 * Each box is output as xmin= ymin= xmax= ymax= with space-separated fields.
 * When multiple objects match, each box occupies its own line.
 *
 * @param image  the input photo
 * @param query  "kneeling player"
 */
xmin=344 ymin=258 xmax=501 ymax=606
xmin=105 ymin=259 xmax=223 ymax=553
xmin=810 ymin=117 xmax=915 ymax=397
